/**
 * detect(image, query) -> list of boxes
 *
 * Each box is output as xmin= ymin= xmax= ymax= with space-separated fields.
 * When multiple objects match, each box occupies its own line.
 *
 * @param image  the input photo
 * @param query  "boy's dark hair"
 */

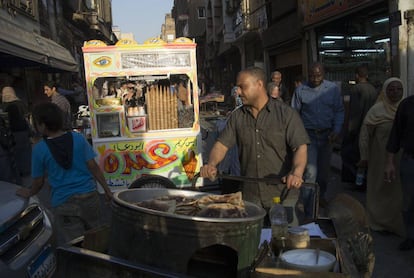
xmin=44 ymin=80 xmax=59 ymax=89
xmin=32 ymin=102 xmax=64 ymax=132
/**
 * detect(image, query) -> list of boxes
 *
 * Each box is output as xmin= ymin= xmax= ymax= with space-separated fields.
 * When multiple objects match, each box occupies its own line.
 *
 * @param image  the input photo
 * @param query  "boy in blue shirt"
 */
xmin=17 ymin=102 xmax=112 ymax=245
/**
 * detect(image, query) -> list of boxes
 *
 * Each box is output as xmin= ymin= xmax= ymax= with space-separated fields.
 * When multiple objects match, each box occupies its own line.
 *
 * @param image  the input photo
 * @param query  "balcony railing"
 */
xmin=242 ymin=1 xmax=267 ymax=32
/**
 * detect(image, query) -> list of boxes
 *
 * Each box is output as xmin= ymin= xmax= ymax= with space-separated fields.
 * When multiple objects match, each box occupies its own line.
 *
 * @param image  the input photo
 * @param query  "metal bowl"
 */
xmin=113 ymin=188 xmax=266 ymax=222
xmin=280 ymin=248 xmax=336 ymax=272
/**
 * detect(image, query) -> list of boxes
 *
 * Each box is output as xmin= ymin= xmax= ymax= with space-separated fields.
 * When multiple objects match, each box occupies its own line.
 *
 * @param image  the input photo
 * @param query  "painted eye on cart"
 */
xmin=93 ymin=56 xmax=112 ymax=67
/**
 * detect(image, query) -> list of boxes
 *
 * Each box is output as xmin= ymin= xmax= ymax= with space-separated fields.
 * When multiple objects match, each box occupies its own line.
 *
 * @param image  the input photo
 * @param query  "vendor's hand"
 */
xmin=200 ymin=164 xmax=218 ymax=182
xmin=16 ymin=187 xmax=32 ymax=198
xmin=281 ymin=173 xmax=304 ymax=189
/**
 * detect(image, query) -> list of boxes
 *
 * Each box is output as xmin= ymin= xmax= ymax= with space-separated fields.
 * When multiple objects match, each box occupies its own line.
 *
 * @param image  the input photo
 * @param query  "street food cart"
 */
xmin=82 ymin=37 xmax=202 ymax=191
xmin=56 ymin=197 xmax=363 ymax=278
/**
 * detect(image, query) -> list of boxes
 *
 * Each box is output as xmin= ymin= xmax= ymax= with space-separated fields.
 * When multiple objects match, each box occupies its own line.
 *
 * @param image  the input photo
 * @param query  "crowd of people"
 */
xmin=202 ymin=63 xmax=413 ymax=252
xmin=1 ymin=62 xmax=413 ymax=250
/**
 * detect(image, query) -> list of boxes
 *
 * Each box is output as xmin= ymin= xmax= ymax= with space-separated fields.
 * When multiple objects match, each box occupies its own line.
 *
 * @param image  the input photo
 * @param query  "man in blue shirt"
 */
xmin=292 ymin=62 xmax=344 ymax=210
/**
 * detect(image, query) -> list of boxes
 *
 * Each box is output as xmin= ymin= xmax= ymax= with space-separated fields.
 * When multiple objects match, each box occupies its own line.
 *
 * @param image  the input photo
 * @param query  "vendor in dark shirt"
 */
xmin=385 ymin=94 xmax=414 ymax=251
xmin=200 ymin=67 xmax=309 ymax=212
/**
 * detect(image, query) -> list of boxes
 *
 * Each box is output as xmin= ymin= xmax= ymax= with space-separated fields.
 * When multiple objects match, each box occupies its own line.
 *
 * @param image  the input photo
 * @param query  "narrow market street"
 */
xmin=3 ymin=1 xmax=414 ymax=277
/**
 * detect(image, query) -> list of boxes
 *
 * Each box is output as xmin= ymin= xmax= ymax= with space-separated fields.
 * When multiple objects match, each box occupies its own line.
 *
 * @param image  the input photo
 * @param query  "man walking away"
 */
xmin=341 ymin=65 xmax=378 ymax=186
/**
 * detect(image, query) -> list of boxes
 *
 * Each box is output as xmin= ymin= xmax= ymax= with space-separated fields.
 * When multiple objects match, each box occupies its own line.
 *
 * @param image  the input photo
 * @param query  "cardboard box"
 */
xmin=127 ymin=116 xmax=146 ymax=132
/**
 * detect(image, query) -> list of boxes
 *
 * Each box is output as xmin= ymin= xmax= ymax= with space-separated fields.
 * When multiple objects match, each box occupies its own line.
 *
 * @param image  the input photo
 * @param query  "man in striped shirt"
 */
xmin=43 ymin=81 xmax=72 ymax=130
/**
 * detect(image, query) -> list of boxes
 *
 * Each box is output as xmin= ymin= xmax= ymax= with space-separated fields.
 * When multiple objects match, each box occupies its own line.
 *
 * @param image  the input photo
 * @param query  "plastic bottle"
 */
xmin=269 ymin=197 xmax=288 ymax=240
xmin=269 ymin=197 xmax=288 ymax=257
xmin=355 ymin=167 xmax=366 ymax=186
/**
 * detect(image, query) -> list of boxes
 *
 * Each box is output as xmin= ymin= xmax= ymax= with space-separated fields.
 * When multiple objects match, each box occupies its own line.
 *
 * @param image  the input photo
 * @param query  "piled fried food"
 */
xmin=135 ymin=192 xmax=247 ymax=218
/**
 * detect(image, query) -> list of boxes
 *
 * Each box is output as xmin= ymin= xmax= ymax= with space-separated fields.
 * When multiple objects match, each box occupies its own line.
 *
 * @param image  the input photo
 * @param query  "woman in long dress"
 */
xmin=1 ymin=86 xmax=32 ymax=181
xmin=359 ymin=77 xmax=405 ymax=236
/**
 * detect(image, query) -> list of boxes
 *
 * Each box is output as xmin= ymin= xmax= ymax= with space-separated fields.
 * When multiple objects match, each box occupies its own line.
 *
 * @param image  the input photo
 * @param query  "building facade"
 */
xmin=172 ymin=0 xmax=207 ymax=94
xmin=173 ymin=0 xmax=414 ymax=97
xmin=0 ymin=0 xmax=115 ymax=109
xmin=298 ymin=0 xmax=414 ymax=97
xmin=161 ymin=13 xmax=176 ymax=42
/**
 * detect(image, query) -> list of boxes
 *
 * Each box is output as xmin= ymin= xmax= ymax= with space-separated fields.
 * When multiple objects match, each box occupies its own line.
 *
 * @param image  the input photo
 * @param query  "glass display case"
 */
xmin=96 ymin=112 xmax=121 ymax=138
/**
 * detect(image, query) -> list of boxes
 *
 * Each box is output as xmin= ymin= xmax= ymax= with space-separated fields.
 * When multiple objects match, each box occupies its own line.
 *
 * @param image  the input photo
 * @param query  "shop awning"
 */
xmin=0 ymin=20 xmax=78 ymax=72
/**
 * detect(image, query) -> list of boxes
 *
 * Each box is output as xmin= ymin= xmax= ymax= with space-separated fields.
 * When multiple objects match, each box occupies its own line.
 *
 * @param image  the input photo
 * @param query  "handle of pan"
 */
xmin=190 ymin=172 xmax=201 ymax=191
xmin=191 ymin=172 xmax=291 ymax=200
xmin=280 ymin=185 xmax=291 ymax=204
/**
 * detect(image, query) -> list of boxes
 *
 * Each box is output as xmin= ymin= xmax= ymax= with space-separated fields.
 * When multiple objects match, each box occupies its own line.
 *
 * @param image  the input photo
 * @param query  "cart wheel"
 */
xmin=129 ymin=175 xmax=176 ymax=189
